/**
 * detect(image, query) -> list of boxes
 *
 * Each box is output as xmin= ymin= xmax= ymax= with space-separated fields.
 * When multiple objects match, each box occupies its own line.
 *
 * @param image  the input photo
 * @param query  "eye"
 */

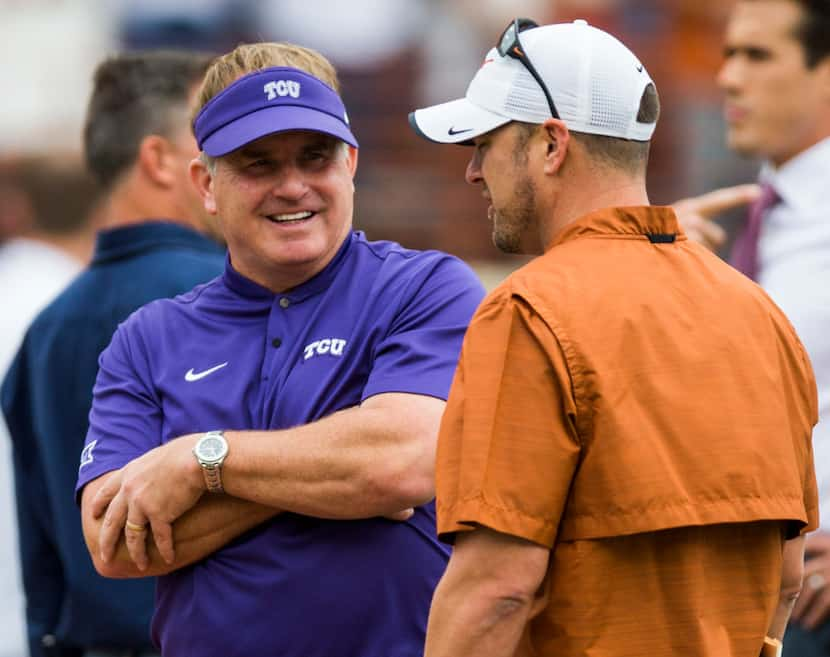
xmin=745 ymin=47 xmax=771 ymax=62
xmin=473 ymin=139 xmax=489 ymax=157
xmin=244 ymin=158 xmax=276 ymax=173
xmin=302 ymin=145 xmax=334 ymax=162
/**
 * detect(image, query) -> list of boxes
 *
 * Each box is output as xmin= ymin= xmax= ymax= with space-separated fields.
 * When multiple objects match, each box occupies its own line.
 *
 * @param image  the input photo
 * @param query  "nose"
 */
xmin=272 ymin=165 xmax=309 ymax=201
xmin=465 ymin=150 xmax=483 ymax=185
xmin=716 ymin=57 xmax=739 ymax=93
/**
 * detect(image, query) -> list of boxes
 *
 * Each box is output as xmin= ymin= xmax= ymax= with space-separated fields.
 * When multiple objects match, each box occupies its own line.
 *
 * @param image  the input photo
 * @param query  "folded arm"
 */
xmin=85 ymin=392 xmax=441 ymax=576
xmin=81 ymin=470 xmax=278 ymax=578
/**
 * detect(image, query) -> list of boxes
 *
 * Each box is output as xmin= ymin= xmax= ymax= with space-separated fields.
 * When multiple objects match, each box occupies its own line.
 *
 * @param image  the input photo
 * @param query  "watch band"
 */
xmin=202 ymin=463 xmax=224 ymax=493
xmin=194 ymin=430 xmax=228 ymax=494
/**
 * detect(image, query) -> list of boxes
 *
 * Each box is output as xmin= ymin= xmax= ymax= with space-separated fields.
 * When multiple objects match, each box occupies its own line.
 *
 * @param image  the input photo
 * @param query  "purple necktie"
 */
xmin=729 ymin=183 xmax=780 ymax=281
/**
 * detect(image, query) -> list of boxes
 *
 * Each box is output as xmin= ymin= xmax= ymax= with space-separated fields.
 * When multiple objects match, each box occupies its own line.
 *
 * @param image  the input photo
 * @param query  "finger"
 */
xmin=791 ymin=581 xmax=814 ymax=621
xmin=793 ymin=566 xmax=825 ymax=621
xmin=695 ymin=220 xmax=727 ymax=250
xmin=683 ymin=225 xmax=718 ymax=252
xmin=150 ymin=519 xmax=175 ymax=565
xmin=676 ymin=184 xmax=760 ymax=219
xmin=99 ymin=490 xmax=128 ymax=564
xmin=803 ymin=586 xmax=830 ymax=630
xmin=383 ymin=508 xmax=414 ymax=521
xmin=124 ymin=515 xmax=150 ymax=572
xmin=91 ymin=470 xmax=123 ymax=519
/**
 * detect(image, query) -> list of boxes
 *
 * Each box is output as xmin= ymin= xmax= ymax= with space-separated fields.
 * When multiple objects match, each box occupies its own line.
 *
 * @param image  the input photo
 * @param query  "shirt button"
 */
xmin=271 ymin=337 xmax=282 ymax=348
xmin=279 ymin=297 xmax=290 ymax=309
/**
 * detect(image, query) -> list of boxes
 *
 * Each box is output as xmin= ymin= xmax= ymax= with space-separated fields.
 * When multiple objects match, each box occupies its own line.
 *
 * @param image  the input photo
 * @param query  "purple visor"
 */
xmin=193 ymin=66 xmax=358 ymax=156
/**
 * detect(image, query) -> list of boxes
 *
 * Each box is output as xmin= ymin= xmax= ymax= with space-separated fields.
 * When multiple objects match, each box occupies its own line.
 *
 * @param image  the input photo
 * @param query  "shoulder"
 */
xmin=113 ymin=278 xmax=219 ymax=340
xmin=351 ymin=232 xmax=483 ymax=293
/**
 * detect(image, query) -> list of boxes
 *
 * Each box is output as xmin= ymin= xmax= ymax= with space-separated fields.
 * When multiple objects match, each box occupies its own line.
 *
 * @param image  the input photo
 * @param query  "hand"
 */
xmin=792 ymin=532 xmax=830 ymax=630
xmin=384 ymin=508 xmax=415 ymax=521
xmin=672 ymin=184 xmax=760 ymax=251
xmin=91 ymin=434 xmax=204 ymax=571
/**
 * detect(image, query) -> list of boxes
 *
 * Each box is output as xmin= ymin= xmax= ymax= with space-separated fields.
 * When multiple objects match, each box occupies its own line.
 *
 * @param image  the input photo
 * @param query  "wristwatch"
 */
xmin=193 ymin=430 xmax=229 ymax=493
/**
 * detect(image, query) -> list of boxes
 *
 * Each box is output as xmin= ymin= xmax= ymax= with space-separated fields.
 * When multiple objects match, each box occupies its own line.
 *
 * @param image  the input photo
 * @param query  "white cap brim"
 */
xmin=408 ymin=97 xmax=511 ymax=145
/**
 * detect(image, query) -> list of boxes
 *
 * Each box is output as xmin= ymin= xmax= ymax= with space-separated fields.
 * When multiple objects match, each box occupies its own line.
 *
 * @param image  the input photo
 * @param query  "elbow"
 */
xmin=366 ymin=456 xmax=435 ymax=512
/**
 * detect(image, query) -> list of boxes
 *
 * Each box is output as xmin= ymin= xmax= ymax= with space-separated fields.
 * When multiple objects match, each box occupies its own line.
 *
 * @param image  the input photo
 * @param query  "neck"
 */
xmin=100 ymin=179 xmax=200 ymax=233
xmin=539 ymin=176 xmax=649 ymax=251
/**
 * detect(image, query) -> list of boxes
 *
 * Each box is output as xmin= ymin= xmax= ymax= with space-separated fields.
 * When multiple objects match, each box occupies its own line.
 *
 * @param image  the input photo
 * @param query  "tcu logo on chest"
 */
xmin=304 ymin=338 xmax=347 ymax=361
xmin=264 ymin=80 xmax=301 ymax=100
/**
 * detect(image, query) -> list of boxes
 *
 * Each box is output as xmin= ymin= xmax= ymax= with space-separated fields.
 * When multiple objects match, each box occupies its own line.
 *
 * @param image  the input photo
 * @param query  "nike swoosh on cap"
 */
xmin=448 ymin=126 xmax=474 ymax=136
xmin=185 ymin=362 xmax=229 ymax=382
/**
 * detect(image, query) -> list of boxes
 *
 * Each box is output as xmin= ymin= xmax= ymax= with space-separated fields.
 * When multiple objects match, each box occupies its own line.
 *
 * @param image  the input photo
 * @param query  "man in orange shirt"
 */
xmin=410 ymin=18 xmax=818 ymax=657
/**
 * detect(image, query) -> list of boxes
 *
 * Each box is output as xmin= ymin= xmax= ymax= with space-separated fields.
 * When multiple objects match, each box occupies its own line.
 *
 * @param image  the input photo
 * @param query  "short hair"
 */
xmin=791 ymin=0 xmax=830 ymax=68
xmin=2 ymin=155 xmax=98 ymax=235
xmin=83 ymin=51 xmax=213 ymax=190
xmin=194 ymin=42 xmax=340 ymax=120
xmin=515 ymin=83 xmax=660 ymax=175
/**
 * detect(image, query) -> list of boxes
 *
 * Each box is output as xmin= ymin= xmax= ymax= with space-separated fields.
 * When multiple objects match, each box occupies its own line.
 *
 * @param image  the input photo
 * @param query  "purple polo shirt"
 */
xmin=76 ymin=231 xmax=485 ymax=657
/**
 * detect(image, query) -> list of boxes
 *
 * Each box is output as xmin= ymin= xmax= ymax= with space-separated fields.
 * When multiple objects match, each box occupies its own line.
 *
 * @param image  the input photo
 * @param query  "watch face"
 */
xmin=198 ymin=435 xmax=227 ymax=463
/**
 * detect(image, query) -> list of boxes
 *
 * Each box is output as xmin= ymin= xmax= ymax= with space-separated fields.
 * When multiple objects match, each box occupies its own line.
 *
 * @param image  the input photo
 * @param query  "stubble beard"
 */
xmin=491 ymin=173 xmax=537 ymax=255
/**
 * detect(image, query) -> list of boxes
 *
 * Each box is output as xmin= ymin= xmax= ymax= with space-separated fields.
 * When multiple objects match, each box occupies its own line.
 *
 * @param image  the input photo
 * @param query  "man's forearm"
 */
xmin=220 ymin=393 xmax=442 ymax=518
xmin=88 ymin=494 xmax=278 ymax=578
xmin=425 ymin=570 xmax=534 ymax=657
xmin=424 ymin=529 xmax=550 ymax=657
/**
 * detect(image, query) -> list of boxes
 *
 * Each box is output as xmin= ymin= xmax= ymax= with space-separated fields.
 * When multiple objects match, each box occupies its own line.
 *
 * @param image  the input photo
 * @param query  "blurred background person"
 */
xmin=669 ymin=1 xmax=830 ymax=654
xmin=1 ymin=50 xmax=224 ymax=657
xmin=0 ymin=155 xmax=98 ymax=657
xmin=0 ymin=0 xmax=747 ymax=283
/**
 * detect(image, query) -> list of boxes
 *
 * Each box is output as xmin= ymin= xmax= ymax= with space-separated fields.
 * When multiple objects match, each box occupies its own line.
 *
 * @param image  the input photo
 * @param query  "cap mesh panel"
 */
xmin=590 ymin=67 xmax=631 ymax=133
xmin=502 ymin=69 xmax=550 ymax=121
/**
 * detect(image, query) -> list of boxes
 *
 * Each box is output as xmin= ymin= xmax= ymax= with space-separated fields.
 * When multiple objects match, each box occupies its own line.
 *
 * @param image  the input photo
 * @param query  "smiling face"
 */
xmin=192 ymin=130 xmax=357 ymax=291
xmin=717 ymin=0 xmax=830 ymax=166
xmin=466 ymin=123 xmax=541 ymax=255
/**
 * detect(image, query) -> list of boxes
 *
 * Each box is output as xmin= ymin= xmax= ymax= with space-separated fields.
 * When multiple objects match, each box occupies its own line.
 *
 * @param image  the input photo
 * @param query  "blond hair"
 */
xmin=193 ymin=42 xmax=340 ymax=122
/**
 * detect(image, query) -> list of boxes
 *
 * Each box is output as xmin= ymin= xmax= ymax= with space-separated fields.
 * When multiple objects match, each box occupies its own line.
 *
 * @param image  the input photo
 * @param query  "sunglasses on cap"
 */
xmin=497 ymin=18 xmax=559 ymax=119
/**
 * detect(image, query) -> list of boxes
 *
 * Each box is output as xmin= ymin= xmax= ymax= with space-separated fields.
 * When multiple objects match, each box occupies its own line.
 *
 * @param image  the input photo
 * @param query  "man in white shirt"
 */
xmin=675 ymin=1 xmax=830 ymax=654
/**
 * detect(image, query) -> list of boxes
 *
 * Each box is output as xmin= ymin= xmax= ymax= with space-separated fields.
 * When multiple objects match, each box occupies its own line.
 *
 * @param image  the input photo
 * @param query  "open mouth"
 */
xmin=266 ymin=211 xmax=315 ymax=224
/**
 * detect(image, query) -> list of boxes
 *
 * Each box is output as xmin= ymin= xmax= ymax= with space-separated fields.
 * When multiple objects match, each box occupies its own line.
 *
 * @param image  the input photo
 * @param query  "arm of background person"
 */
xmin=424 ymin=527 xmax=550 ymax=657
xmin=13 ymin=446 xmax=66 ymax=657
xmin=92 ymin=392 xmax=441 ymax=572
xmin=81 ymin=469 xmax=279 ymax=578
xmin=672 ymin=183 xmax=759 ymax=251
xmin=3 ymin=348 xmax=65 ymax=657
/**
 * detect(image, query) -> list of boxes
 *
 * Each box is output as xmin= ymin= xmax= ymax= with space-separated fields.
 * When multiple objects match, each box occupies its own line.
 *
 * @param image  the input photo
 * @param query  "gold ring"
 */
xmin=125 ymin=520 xmax=147 ymax=533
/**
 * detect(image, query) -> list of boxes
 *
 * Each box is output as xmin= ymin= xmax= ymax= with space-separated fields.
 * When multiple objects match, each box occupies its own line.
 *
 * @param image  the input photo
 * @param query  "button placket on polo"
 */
xmin=262 ymin=296 xmax=293 ymax=380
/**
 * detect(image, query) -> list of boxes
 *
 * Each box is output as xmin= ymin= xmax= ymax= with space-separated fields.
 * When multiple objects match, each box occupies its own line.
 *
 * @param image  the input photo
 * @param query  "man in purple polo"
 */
xmin=76 ymin=42 xmax=485 ymax=657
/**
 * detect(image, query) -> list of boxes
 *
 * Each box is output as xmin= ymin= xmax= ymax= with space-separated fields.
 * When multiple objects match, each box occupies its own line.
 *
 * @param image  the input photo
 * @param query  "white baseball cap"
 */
xmin=409 ymin=19 xmax=657 ymax=144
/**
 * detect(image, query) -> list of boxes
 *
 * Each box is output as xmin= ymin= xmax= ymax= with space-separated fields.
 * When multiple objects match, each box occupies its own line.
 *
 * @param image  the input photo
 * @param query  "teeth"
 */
xmin=269 ymin=211 xmax=313 ymax=222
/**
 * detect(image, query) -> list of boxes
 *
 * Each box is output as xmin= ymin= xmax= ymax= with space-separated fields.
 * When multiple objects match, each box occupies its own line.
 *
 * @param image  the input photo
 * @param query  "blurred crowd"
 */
xmin=0 ymin=0 xmax=756 ymax=269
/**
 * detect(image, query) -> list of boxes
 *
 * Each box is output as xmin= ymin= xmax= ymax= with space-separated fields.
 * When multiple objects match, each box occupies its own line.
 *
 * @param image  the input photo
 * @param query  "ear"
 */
xmin=136 ymin=135 xmax=178 ymax=188
xmin=346 ymin=145 xmax=358 ymax=178
xmin=540 ymin=119 xmax=571 ymax=176
xmin=189 ymin=157 xmax=218 ymax=215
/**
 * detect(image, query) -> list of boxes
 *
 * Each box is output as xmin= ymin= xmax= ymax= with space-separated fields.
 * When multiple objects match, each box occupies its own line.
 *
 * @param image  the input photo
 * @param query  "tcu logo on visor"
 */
xmin=264 ymin=80 xmax=301 ymax=100
xmin=304 ymin=338 xmax=347 ymax=361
